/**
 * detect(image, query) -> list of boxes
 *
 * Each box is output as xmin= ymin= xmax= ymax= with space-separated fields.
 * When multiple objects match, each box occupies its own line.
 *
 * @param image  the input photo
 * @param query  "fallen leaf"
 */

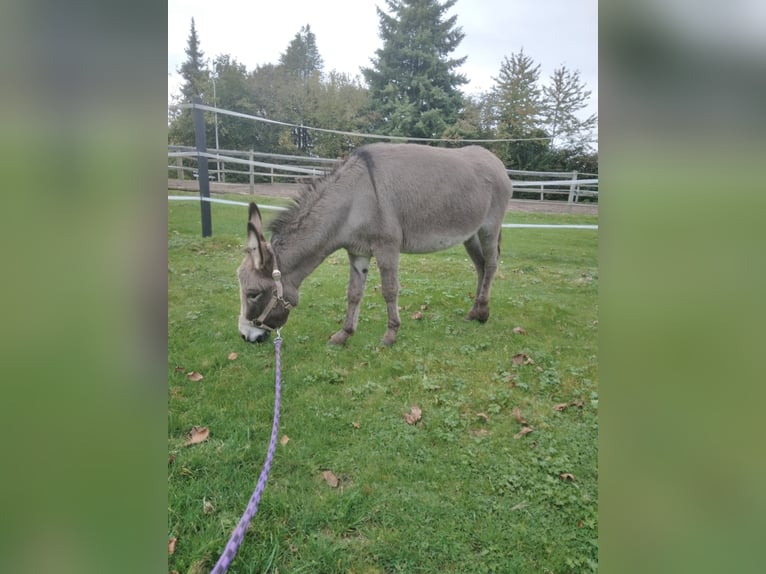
xmin=203 ymin=499 xmax=214 ymax=514
xmin=420 ymin=304 xmax=428 ymax=311
xmin=168 ymin=537 xmax=177 ymax=555
xmin=168 ymin=454 xmax=176 ymax=465
xmin=472 ymin=429 xmax=489 ymax=437
xmin=577 ymin=520 xmax=583 ymax=528
xmin=560 ymin=473 xmax=576 ymax=481
xmin=511 ymin=353 xmax=534 ymax=366
xmin=513 ymin=426 xmax=534 ymax=439
xmin=352 ymin=421 xmax=361 ymax=429
xmin=571 ymin=399 xmax=584 ymax=408
xmin=512 ymin=407 xmax=528 ymax=425
xmin=553 ymin=403 xmax=569 ymax=412
xmin=512 ymin=326 xmax=527 ymax=335
xmin=184 ymin=426 xmax=209 ymax=446
xmin=174 ymin=365 xmax=185 ymax=372
xmin=227 ymin=352 xmax=238 ymax=360
xmin=186 ymin=371 xmax=204 ymax=382
xmin=321 ymin=470 xmax=339 ymax=488
xmin=475 ymin=412 xmax=489 ymax=423
xmin=403 ymin=405 xmax=422 ymax=425
xmin=411 ymin=311 xmax=423 ymax=320
xmin=280 ymin=435 xmax=290 ymax=446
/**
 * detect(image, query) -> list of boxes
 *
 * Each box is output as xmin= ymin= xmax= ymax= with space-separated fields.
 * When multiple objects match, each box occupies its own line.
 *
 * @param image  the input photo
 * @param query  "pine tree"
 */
xmin=541 ymin=66 xmax=597 ymax=149
xmin=279 ymin=24 xmax=324 ymax=81
xmin=178 ymin=18 xmax=209 ymax=101
xmin=169 ymin=18 xmax=210 ymax=147
xmin=362 ymin=0 xmax=467 ymax=138
xmin=487 ymin=50 xmax=549 ymax=169
xmin=490 ymin=49 xmax=544 ymax=137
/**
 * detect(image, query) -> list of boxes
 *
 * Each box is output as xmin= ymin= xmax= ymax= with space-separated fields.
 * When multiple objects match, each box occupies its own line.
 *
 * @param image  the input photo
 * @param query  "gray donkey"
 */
xmin=237 ymin=143 xmax=512 ymax=346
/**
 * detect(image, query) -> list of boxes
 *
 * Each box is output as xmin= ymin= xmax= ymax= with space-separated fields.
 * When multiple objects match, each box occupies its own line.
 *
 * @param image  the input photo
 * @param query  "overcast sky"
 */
xmin=168 ymin=0 xmax=598 ymax=121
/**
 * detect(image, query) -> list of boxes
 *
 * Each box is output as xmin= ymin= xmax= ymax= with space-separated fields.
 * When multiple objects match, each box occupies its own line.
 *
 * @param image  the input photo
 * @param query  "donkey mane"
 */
xmin=269 ymin=147 xmax=377 ymax=239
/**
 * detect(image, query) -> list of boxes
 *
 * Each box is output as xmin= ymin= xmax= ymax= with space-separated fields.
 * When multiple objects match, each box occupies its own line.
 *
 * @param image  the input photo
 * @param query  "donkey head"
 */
xmin=237 ymin=203 xmax=295 ymax=343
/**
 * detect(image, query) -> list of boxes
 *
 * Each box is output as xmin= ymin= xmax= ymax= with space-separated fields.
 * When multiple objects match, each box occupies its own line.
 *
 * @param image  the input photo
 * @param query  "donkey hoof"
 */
xmin=329 ymin=330 xmax=350 ymax=345
xmin=380 ymin=333 xmax=397 ymax=346
xmin=466 ymin=308 xmax=489 ymax=323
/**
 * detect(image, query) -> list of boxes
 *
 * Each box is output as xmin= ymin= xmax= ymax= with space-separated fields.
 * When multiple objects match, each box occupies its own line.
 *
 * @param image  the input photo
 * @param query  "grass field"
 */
xmin=168 ymin=191 xmax=598 ymax=573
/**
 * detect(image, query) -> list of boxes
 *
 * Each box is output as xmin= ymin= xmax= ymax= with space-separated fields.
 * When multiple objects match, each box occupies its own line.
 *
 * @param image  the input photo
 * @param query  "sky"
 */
xmin=168 ymin=0 xmax=598 ymax=122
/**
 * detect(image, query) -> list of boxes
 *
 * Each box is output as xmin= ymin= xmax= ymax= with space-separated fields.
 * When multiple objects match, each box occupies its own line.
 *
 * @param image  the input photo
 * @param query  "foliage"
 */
xmin=362 ymin=0 xmax=468 ymax=138
xmin=168 ymin=18 xmax=211 ymax=148
xmin=542 ymin=67 xmax=598 ymax=149
xmin=168 ymin=191 xmax=598 ymax=573
xmin=167 ymin=15 xmax=598 ymax=173
xmin=279 ymin=24 xmax=324 ymax=81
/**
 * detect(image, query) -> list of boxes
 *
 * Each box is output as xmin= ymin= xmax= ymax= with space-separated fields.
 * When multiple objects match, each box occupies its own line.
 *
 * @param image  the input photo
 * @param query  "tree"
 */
xmin=169 ymin=18 xmax=210 ymax=147
xmin=362 ymin=0 xmax=467 ymax=138
xmin=487 ymin=49 xmax=549 ymax=169
xmin=279 ymin=24 xmax=324 ymax=81
xmin=541 ymin=66 xmax=597 ymax=149
xmin=490 ymin=49 xmax=544 ymax=136
xmin=178 ymin=18 xmax=209 ymax=101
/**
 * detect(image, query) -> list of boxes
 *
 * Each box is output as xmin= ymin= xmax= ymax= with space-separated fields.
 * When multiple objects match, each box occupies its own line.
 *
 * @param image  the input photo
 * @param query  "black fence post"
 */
xmin=192 ymin=95 xmax=213 ymax=237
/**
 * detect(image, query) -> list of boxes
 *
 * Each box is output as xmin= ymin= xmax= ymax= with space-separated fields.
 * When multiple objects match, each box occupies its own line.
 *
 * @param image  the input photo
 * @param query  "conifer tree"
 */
xmin=178 ymin=18 xmax=209 ymax=101
xmin=362 ymin=0 xmax=467 ymax=138
xmin=542 ymin=66 xmax=597 ymax=149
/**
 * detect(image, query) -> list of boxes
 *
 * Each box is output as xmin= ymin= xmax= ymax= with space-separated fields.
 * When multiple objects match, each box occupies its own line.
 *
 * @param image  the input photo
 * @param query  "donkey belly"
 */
xmin=401 ymin=230 xmax=475 ymax=254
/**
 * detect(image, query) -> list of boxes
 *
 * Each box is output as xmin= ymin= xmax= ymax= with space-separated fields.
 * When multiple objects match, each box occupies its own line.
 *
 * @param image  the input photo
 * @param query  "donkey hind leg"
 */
xmin=463 ymin=230 xmax=500 ymax=323
xmin=329 ymin=253 xmax=370 ymax=345
xmin=375 ymin=249 xmax=401 ymax=346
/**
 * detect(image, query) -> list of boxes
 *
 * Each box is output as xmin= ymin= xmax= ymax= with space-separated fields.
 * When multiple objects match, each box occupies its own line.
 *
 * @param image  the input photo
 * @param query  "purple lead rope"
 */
xmin=210 ymin=333 xmax=282 ymax=574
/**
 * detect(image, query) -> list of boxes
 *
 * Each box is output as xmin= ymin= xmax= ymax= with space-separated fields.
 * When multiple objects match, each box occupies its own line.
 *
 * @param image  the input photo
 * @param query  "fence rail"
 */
xmin=168 ymin=147 xmax=598 ymax=203
xmin=170 ymin=98 xmax=597 ymax=236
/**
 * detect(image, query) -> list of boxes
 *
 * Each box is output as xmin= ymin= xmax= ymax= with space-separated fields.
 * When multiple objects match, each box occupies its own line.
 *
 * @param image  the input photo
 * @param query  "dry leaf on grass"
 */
xmin=168 ymin=537 xmax=177 ymax=555
xmin=514 ymin=426 xmax=534 ymax=439
xmin=227 ymin=352 xmax=238 ymax=360
xmin=403 ymin=405 xmax=422 ymax=425
xmin=472 ymin=429 xmax=490 ymax=437
xmin=511 ymin=353 xmax=534 ymax=366
xmin=512 ymin=326 xmax=527 ymax=335
xmin=280 ymin=435 xmax=290 ymax=446
xmin=321 ymin=470 xmax=339 ymax=488
xmin=203 ymin=499 xmax=214 ymax=515
xmin=420 ymin=304 xmax=428 ymax=311
xmin=411 ymin=311 xmax=423 ymax=320
xmin=553 ymin=403 xmax=569 ymax=412
xmin=512 ymin=407 xmax=528 ymax=425
xmin=352 ymin=421 xmax=361 ymax=429
xmin=174 ymin=366 xmax=185 ymax=372
xmin=186 ymin=371 xmax=204 ymax=382
xmin=184 ymin=426 xmax=209 ymax=446
xmin=571 ymin=399 xmax=585 ymax=408
xmin=560 ymin=473 xmax=576 ymax=481
xmin=476 ymin=412 xmax=489 ymax=423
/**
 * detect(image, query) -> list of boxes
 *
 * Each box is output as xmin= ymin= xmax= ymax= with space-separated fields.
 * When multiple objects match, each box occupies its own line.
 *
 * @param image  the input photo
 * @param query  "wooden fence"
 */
xmin=168 ymin=146 xmax=598 ymax=204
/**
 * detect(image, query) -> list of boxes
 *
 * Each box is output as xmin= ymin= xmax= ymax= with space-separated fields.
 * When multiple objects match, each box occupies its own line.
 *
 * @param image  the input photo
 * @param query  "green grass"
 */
xmin=168 ymin=192 xmax=598 ymax=573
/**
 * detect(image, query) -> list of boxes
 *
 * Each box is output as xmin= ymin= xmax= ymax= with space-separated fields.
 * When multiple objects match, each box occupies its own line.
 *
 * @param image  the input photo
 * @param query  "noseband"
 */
xmin=251 ymin=244 xmax=292 ymax=333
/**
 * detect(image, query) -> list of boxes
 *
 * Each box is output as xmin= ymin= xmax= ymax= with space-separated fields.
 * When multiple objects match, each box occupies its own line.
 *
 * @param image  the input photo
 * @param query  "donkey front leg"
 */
xmin=375 ymin=250 xmax=401 ymax=346
xmin=329 ymin=253 xmax=370 ymax=345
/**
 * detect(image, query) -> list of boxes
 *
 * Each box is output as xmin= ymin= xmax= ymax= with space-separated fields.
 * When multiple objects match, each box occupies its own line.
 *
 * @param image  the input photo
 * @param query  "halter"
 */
xmin=251 ymin=244 xmax=292 ymax=332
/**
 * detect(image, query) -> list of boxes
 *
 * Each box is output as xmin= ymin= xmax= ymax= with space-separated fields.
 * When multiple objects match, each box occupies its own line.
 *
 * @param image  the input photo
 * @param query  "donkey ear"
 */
xmin=246 ymin=203 xmax=268 ymax=270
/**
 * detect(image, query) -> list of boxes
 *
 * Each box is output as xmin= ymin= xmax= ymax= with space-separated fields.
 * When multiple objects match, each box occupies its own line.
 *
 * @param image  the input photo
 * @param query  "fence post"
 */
xmin=192 ymin=95 xmax=212 ymax=237
xmin=249 ymin=150 xmax=255 ymax=194
xmin=176 ymin=156 xmax=184 ymax=180
xmin=568 ymin=171 xmax=578 ymax=203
